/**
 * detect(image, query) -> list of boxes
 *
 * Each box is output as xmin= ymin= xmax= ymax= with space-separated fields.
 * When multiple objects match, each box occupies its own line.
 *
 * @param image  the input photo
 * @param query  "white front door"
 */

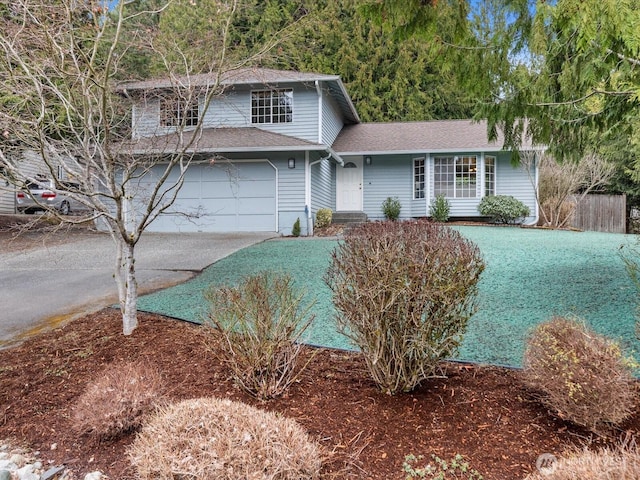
xmin=336 ymin=157 xmax=363 ymax=211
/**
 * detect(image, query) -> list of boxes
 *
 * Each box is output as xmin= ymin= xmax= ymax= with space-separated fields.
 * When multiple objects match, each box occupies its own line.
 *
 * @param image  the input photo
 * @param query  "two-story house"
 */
xmin=118 ymin=67 xmax=539 ymax=235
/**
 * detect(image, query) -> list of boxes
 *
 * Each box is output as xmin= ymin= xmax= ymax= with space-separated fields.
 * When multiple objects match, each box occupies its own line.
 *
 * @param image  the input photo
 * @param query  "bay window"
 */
xmin=434 ymin=156 xmax=477 ymax=198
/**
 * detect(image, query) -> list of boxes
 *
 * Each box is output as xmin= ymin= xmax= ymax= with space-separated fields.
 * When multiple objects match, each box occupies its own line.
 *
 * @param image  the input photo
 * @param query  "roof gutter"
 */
xmin=325 ymin=147 xmax=344 ymax=166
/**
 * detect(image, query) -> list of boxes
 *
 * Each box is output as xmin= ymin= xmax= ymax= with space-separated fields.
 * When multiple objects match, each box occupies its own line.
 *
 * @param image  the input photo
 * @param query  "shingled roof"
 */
xmin=332 ymin=120 xmax=529 ymax=154
xmin=127 ymin=127 xmax=325 ymax=155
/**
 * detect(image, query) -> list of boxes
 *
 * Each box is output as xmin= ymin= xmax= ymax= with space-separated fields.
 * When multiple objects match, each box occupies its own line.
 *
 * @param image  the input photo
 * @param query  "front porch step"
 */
xmin=331 ymin=211 xmax=368 ymax=225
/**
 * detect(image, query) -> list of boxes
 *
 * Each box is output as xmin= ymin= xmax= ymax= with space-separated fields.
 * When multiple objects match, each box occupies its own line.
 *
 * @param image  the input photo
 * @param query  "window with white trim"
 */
xmin=160 ymin=97 xmax=199 ymax=127
xmin=251 ymin=89 xmax=293 ymax=124
xmin=413 ymin=157 xmax=425 ymax=199
xmin=434 ymin=156 xmax=477 ymax=198
xmin=485 ymin=156 xmax=496 ymax=196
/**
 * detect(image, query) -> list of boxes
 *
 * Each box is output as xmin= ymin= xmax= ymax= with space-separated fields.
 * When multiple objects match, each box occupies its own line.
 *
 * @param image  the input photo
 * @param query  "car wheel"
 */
xmin=60 ymin=201 xmax=70 ymax=215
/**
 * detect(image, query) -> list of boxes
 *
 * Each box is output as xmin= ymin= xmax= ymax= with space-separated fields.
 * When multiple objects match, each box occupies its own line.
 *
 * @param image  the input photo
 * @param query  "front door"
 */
xmin=336 ymin=157 xmax=363 ymax=211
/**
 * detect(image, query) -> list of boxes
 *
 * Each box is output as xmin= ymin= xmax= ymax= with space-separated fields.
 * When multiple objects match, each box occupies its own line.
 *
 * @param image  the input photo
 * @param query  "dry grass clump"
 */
xmin=72 ymin=360 xmax=163 ymax=441
xmin=523 ymin=316 xmax=637 ymax=433
xmin=128 ymin=397 xmax=322 ymax=479
xmin=524 ymin=444 xmax=640 ymax=480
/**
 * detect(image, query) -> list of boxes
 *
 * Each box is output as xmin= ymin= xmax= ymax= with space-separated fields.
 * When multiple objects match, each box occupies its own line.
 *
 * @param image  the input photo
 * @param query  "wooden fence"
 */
xmin=570 ymin=194 xmax=626 ymax=234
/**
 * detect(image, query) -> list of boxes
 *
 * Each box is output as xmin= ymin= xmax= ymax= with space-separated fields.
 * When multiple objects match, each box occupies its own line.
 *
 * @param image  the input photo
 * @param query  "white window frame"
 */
xmin=251 ymin=89 xmax=293 ymax=124
xmin=434 ymin=155 xmax=478 ymax=198
xmin=160 ymin=97 xmax=199 ymax=127
xmin=485 ymin=155 xmax=496 ymax=196
xmin=413 ymin=157 xmax=426 ymax=199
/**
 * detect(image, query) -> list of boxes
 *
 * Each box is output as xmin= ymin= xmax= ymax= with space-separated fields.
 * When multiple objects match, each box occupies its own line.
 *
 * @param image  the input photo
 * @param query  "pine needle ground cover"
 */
xmin=137 ymin=226 xmax=640 ymax=368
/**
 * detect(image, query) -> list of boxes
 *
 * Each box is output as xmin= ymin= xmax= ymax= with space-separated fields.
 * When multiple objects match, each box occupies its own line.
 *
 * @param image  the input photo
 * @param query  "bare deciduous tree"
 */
xmin=0 ymin=0 xmax=269 ymax=334
xmin=520 ymin=150 xmax=615 ymax=229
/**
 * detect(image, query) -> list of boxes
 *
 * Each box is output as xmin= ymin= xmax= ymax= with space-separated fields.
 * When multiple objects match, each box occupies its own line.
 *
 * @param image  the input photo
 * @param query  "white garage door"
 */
xmin=144 ymin=162 xmax=277 ymax=233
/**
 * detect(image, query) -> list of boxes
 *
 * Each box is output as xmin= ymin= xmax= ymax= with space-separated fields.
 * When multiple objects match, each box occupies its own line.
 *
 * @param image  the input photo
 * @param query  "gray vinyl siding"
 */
xmin=321 ymin=92 xmax=344 ymax=145
xmin=131 ymin=97 xmax=160 ymax=138
xmin=204 ymin=91 xmax=246 ymax=127
xmin=131 ymin=85 xmax=320 ymax=143
xmin=494 ymin=152 xmax=537 ymax=224
xmin=311 ymin=157 xmax=335 ymax=212
xmin=362 ymin=155 xmax=412 ymax=221
xmin=270 ymin=152 xmax=307 ymax=235
xmin=410 ymin=198 xmax=427 ymax=217
xmin=0 ymin=181 xmax=15 ymax=214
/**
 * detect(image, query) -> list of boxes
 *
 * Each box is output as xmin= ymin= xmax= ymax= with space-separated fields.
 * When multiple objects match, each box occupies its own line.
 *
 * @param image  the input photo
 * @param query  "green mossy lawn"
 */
xmin=137 ymin=226 xmax=640 ymax=368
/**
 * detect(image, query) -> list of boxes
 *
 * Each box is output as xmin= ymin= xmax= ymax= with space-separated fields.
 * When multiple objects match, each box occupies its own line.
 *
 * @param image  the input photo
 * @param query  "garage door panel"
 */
xmin=236 ymin=180 xmax=275 ymax=197
xmin=236 ymin=214 xmax=275 ymax=231
xmin=175 ymin=181 xmax=201 ymax=199
xmin=199 ymin=198 xmax=239 ymax=212
xmin=200 ymin=184 xmax=238 ymax=199
xmin=238 ymin=197 xmax=275 ymax=215
xmin=147 ymin=162 xmax=276 ymax=232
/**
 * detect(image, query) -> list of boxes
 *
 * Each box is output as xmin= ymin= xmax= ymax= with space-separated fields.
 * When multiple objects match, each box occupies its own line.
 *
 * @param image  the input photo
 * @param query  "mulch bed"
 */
xmin=1 ymin=309 xmax=636 ymax=479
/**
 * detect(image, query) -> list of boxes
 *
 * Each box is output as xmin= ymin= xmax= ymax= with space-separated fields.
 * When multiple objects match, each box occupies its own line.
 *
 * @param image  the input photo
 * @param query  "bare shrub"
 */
xmin=540 ymin=197 xmax=576 ymax=227
xmin=72 ymin=361 xmax=163 ymax=441
xmin=523 ymin=316 xmax=637 ymax=433
xmin=204 ymin=271 xmax=315 ymax=400
xmin=524 ymin=443 xmax=640 ymax=480
xmin=128 ymin=397 xmax=322 ymax=479
xmin=535 ymin=152 xmax=615 ymax=229
xmin=325 ymin=220 xmax=485 ymax=395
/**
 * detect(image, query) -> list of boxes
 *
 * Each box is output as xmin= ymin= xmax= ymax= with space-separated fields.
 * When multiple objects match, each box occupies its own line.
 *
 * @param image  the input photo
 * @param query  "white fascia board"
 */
xmin=129 ymin=145 xmax=328 ymax=155
xmin=335 ymin=147 xmax=506 ymax=156
xmin=333 ymin=80 xmax=361 ymax=124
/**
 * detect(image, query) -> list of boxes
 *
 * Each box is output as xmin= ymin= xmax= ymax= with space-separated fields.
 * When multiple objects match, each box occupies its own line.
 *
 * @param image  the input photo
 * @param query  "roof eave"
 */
xmin=334 ymin=147 xmax=508 ymax=156
xmin=128 ymin=144 xmax=328 ymax=156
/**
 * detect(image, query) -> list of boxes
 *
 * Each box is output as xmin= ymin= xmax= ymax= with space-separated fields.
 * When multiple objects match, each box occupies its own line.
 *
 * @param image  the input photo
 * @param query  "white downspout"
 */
xmin=305 ymin=151 xmax=312 ymax=236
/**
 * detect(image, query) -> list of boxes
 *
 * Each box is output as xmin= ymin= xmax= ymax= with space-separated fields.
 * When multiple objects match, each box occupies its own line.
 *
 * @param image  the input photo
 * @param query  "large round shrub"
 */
xmin=478 ymin=195 xmax=530 ymax=224
xmin=523 ymin=316 xmax=637 ymax=433
xmin=325 ymin=220 xmax=485 ymax=395
xmin=128 ymin=397 xmax=322 ymax=479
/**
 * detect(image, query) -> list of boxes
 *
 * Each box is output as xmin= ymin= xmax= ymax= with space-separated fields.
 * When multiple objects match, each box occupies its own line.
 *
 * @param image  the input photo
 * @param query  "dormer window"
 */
xmin=251 ymin=89 xmax=293 ymax=124
xmin=160 ymin=96 xmax=199 ymax=127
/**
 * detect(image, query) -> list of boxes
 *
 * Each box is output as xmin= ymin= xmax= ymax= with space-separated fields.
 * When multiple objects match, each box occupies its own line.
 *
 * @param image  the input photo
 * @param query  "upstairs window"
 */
xmin=485 ymin=156 xmax=496 ymax=196
xmin=434 ymin=156 xmax=477 ymax=198
xmin=251 ymin=89 xmax=293 ymax=124
xmin=413 ymin=157 xmax=425 ymax=199
xmin=160 ymin=97 xmax=199 ymax=127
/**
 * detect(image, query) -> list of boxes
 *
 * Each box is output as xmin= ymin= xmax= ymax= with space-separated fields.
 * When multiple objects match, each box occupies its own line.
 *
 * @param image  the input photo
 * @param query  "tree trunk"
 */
xmin=116 ymin=239 xmax=139 ymax=335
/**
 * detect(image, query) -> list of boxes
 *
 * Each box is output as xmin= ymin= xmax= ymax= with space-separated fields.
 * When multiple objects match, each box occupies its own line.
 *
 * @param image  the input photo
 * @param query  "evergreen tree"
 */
xmin=150 ymin=0 xmax=482 ymax=121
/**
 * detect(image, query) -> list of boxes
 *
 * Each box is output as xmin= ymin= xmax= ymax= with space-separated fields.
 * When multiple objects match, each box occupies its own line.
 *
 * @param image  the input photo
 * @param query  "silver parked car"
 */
xmin=16 ymin=179 xmax=90 ymax=215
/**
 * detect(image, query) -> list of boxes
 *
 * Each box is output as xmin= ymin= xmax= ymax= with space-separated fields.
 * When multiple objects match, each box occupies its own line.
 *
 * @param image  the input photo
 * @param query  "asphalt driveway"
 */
xmin=0 ymin=231 xmax=277 ymax=347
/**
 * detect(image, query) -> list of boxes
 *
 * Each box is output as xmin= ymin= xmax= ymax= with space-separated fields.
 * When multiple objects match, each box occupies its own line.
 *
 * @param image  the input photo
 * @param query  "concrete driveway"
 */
xmin=0 ymin=231 xmax=277 ymax=347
